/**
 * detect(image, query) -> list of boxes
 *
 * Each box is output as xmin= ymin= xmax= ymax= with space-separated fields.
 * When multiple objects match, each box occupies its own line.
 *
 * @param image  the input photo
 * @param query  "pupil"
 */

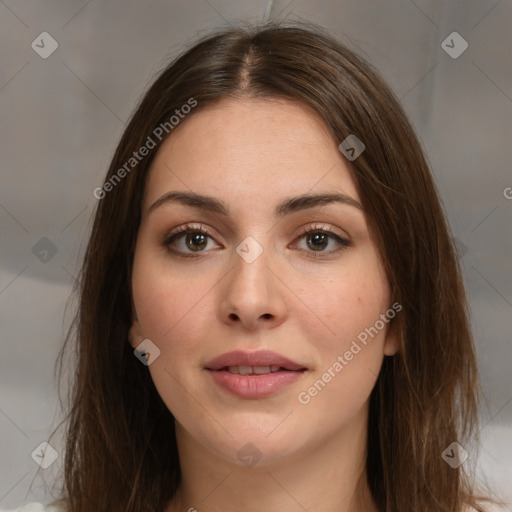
xmin=186 ymin=232 xmax=207 ymax=251
xmin=307 ymin=232 xmax=327 ymax=251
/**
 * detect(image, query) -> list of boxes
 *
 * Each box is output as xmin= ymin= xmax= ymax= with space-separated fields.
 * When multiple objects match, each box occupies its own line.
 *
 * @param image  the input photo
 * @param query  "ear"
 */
xmin=383 ymin=318 xmax=400 ymax=356
xmin=128 ymin=310 xmax=144 ymax=349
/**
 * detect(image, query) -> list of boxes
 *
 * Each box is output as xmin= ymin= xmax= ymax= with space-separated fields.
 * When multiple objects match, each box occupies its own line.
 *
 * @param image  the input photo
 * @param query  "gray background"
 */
xmin=1 ymin=0 xmax=511 ymax=509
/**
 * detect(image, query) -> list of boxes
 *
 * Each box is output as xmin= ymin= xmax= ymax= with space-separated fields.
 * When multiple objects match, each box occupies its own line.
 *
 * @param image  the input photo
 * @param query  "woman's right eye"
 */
xmin=163 ymin=225 xmax=221 ymax=257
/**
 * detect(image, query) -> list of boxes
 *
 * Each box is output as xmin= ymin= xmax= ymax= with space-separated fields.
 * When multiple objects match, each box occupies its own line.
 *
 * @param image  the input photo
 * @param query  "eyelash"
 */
xmin=162 ymin=223 xmax=351 ymax=259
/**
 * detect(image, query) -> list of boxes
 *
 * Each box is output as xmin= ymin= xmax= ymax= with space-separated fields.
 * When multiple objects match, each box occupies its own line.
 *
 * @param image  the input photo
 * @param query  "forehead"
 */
xmin=143 ymin=97 xmax=359 ymax=210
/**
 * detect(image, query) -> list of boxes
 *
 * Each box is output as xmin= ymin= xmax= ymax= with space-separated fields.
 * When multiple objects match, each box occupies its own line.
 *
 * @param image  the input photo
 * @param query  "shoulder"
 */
xmin=0 ymin=503 xmax=66 ymax=512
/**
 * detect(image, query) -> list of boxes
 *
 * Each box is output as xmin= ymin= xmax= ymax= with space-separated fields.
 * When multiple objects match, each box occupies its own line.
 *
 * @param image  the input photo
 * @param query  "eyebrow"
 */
xmin=148 ymin=191 xmax=363 ymax=217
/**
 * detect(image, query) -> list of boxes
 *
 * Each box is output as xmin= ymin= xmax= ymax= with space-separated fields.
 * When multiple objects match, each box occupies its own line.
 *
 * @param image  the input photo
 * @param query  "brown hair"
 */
xmin=53 ymin=21 xmax=490 ymax=512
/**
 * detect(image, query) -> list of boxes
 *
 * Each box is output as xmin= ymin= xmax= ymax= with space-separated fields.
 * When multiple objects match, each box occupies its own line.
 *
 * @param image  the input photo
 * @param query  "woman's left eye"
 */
xmin=293 ymin=226 xmax=351 ymax=256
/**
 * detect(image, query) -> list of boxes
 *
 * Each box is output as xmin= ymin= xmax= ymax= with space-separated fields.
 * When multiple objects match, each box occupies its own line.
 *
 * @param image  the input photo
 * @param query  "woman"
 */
xmin=4 ymin=22 xmax=501 ymax=512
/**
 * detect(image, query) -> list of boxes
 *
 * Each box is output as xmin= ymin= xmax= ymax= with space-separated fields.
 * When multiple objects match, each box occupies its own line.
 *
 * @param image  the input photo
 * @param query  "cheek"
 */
xmin=131 ymin=252 xmax=215 ymax=417
xmin=132 ymin=248 xmax=213 ymax=342
xmin=294 ymin=253 xmax=391 ymax=419
xmin=299 ymin=250 xmax=390 ymax=353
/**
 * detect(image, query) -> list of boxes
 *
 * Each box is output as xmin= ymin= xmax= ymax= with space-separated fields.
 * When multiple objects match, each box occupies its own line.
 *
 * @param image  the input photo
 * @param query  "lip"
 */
xmin=204 ymin=350 xmax=306 ymax=371
xmin=204 ymin=350 xmax=308 ymax=399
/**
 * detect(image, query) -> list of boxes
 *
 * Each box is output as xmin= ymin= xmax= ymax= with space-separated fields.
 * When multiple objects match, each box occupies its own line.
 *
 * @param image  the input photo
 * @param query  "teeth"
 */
xmin=238 ymin=365 xmax=252 ymax=375
xmin=226 ymin=365 xmax=283 ymax=375
xmin=253 ymin=365 xmax=270 ymax=374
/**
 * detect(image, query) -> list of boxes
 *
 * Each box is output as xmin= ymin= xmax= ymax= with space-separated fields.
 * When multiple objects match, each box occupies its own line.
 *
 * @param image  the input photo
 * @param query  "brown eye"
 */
xmin=184 ymin=231 xmax=208 ymax=251
xmin=306 ymin=232 xmax=329 ymax=251
xmin=294 ymin=226 xmax=351 ymax=256
xmin=164 ymin=225 xmax=220 ymax=257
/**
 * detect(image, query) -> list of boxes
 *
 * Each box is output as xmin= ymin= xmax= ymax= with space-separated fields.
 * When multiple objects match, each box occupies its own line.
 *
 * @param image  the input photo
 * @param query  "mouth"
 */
xmin=216 ymin=365 xmax=302 ymax=375
xmin=204 ymin=349 xmax=307 ymax=371
xmin=204 ymin=350 xmax=308 ymax=399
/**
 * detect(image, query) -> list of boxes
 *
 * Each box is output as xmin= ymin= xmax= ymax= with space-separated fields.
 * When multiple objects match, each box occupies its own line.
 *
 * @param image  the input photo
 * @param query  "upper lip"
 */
xmin=204 ymin=350 xmax=307 ymax=371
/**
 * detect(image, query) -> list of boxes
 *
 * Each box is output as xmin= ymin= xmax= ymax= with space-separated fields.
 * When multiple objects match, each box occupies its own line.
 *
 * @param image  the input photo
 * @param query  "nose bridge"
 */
xmin=219 ymin=234 xmax=287 ymax=328
xmin=230 ymin=235 xmax=272 ymax=297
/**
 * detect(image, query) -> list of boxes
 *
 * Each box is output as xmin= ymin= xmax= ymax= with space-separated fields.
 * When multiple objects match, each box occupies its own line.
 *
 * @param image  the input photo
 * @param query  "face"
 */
xmin=130 ymin=97 xmax=398 ymax=467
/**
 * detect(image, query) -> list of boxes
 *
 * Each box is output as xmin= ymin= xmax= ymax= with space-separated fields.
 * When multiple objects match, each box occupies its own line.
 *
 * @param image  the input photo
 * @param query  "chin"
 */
xmin=200 ymin=419 xmax=311 ymax=468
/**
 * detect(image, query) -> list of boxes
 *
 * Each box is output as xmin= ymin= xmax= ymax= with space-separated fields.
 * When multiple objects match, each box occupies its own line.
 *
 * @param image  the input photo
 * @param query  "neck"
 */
xmin=165 ymin=406 xmax=378 ymax=512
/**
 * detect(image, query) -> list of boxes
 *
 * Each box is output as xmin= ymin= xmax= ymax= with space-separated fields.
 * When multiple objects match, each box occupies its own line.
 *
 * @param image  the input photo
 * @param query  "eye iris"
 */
xmin=307 ymin=232 xmax=328 ymax=251
xmin=186 ymin=232 xmax=207 ymax=251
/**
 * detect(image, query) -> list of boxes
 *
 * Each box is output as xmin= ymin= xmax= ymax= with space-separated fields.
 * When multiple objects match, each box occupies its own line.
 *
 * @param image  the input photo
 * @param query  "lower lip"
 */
xmin=207 ymin=369 xmax=305 ymax=399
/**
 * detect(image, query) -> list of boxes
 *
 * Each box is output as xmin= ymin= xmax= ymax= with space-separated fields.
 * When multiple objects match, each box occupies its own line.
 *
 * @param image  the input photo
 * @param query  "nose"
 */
xmin=217 ymin=241 xmax=288 ymax=331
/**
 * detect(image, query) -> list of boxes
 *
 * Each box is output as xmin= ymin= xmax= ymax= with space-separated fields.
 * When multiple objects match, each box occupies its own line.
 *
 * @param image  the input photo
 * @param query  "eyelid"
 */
xmin=164 ymin=222 xmax=218 ymax=240
xmin=295 ymin=222 xmax=348 ymax=240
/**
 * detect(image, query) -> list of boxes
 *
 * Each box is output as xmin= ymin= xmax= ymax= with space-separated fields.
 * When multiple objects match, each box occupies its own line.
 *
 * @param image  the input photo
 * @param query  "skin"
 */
xmin=129 ymin=97 xmax=399 ymax=512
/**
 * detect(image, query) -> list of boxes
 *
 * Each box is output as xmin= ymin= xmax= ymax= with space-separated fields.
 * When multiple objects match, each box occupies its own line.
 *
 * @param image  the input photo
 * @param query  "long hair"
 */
xmin=53 ymin=22 xmax=488 ymax=512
